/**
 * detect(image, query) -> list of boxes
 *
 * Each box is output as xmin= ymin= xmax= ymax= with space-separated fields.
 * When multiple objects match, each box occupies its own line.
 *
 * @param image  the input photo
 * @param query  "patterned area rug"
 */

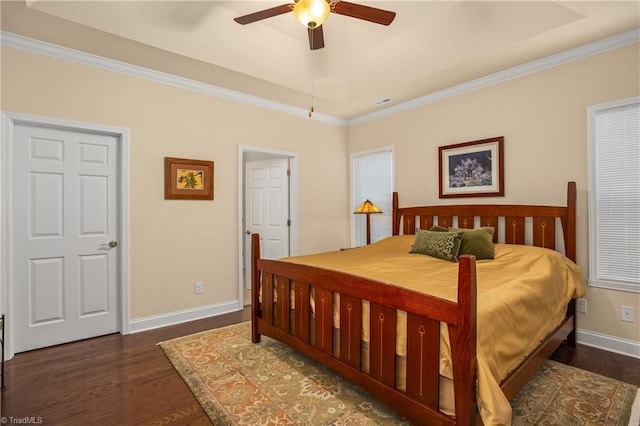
xmin=159 ymin=322 xmax=638 ymax=425
xmin=511 ymin=361 xmax=638 ymax=426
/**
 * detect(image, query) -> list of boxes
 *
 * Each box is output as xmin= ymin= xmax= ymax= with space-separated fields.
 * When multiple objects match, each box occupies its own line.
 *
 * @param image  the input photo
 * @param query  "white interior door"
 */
xmin=12 ymin=123 xmax=119 ymax=353
xmin=244 ymin=158 xmax=290 ymax=289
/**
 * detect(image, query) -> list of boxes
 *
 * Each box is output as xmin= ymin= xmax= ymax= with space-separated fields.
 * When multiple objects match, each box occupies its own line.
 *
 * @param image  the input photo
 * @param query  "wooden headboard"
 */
xmin=392 ymin=181 xmax=577 ymax=262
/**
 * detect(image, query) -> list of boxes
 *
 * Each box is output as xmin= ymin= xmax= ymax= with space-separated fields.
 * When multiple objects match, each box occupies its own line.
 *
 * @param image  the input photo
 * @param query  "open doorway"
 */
xmin=237 ymin=146 xmax=298 ymax=308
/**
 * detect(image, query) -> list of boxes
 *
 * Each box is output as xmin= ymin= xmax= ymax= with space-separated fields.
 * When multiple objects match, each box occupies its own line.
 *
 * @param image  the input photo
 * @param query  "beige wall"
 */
xmin=348 ymin=44 xmax=640 ymax=344
xmin=2 ymin=28 xmax=638 ymax=350
xmin=1 ymin=46 xmax=350 ymax=319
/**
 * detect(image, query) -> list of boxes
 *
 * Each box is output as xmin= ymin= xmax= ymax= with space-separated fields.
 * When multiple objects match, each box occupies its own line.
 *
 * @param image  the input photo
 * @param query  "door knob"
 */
xmin=245 ymin=230 xmax=251 ymax=235
xmin=108 ymin=240 xmax=118 ymax=248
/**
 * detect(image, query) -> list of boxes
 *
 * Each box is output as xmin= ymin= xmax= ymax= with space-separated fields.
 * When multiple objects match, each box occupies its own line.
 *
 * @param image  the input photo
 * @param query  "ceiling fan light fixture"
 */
xmin=293 ymin=0 xmax=330 ymax=29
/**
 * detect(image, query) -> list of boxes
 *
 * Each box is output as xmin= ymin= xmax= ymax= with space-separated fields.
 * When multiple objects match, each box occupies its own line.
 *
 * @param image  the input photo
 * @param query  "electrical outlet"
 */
xmin=576 ymin=298 xmax=587 ymax=314
xmin=195 ymin=282 xmax=204 ymax=295
xmin=621 ymin=306 xmax=634 ymax=323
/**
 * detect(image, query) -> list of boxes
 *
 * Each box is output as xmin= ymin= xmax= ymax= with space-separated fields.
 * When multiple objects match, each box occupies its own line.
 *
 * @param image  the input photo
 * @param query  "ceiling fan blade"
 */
xmin=332 ymin=1 xmax=396 ymax=26
xmin=308 ymin=26 xmax=325 ymax=50
xmin=234 ymin=4 xmax=293 ymax=25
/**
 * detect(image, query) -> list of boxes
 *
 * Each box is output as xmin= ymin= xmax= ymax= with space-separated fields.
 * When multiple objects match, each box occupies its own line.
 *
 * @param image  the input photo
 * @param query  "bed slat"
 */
xmin=404 ymin=216 xmax=416 ymax=235
xmin=480 ymin=216 xmax=499 ymax=242
xmin=275 ymin=275 xmax=291 ymax=332
xmin=314 ymin=288 xmax=333 ymax=354
xmin=293 ymin=281 xmax=310 ymax=343
xmin=369 ymin=303 xmax=397 ymax=388
xmin=406 ymin=313 xmax=440 ymax=409
xmin=262 ymin=273 xmax=274 ymax=324
xmin=438 ymin=216 xmax=452 ymax=228
xmin=339 ymin=295 xmax=362 ymax=369
xmin=505 ymin=216 xmax=525 ymax=245
xmin=533 ymin=217 xmax=555 ymax=250
xmin=457 ymin=215 xmax=474 ymax=229
xmin=419 ymin=215 xmax=434 ymax=231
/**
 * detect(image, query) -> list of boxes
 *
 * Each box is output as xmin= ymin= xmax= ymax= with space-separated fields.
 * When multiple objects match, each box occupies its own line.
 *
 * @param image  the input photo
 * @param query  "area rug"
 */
xmin=159 ymin=322 xmax=638 ymax=425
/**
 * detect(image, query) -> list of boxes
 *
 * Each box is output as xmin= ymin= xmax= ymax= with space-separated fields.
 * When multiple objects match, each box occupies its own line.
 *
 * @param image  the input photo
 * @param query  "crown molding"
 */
xmin=2 ymin=28 xmax=638 ymax=128
xmin=0 ymin=31 xmax=347 ymax=127
xmin=347 ymin=28 xmax=640 ymax=127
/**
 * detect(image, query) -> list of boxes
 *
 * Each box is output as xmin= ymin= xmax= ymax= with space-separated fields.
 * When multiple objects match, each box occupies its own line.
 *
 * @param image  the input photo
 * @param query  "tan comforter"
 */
xmin=281 ymin=235 xmax=586 ymax=425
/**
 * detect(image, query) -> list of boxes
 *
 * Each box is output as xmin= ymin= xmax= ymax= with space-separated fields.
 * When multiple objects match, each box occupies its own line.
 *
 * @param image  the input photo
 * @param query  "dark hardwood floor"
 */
xmin=2 ymin=307 xmax=638 ymax=425
xmin=549 ymin=341 xmax=640 ymax=387
xmin=2 ymin=308 xmax=250 ymax=425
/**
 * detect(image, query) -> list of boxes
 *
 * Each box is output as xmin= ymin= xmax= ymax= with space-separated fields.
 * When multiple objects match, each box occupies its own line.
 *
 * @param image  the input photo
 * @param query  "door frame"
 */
xmin=237 ymin=145 xmax=298 ymax=309
xmin=1 ymin=111 xmax=131 ymax=359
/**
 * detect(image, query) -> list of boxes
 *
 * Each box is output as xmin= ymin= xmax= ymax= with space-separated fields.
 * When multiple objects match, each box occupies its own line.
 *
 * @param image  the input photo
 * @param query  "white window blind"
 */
xmin=351 ymin=148 xmax=393 ymax=247
xmin=588 ymin=99 xmax=640 ymax=293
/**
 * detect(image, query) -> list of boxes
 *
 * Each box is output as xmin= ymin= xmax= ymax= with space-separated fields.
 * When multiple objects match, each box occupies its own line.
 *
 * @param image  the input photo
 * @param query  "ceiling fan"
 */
xmin=234 ymin=0 xmax=396 ymax=50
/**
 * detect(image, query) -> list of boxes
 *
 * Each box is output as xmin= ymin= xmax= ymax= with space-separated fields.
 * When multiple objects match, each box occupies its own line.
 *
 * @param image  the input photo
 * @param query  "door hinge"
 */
xmin=287 ymin=219 xmax=291 ymax=227
xmin=287 ymin=169 xmax=291 ymax=177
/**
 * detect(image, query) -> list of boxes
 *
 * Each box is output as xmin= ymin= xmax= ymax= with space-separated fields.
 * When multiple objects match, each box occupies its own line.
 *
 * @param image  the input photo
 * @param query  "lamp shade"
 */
xmin=354 ymin=199 xmax=383 ymax=214
xmin=293 ymin=0 xmax=330 ymax=28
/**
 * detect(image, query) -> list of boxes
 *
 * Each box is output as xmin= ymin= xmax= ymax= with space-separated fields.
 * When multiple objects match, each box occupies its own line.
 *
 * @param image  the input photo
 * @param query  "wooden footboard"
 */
xmin=252 ymin=233 xmax=477 ymax=425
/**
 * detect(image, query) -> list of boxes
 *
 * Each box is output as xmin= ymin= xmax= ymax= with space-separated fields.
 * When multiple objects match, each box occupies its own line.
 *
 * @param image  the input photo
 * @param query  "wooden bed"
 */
xmin=250 ymin=181 xmax=578 ymax=425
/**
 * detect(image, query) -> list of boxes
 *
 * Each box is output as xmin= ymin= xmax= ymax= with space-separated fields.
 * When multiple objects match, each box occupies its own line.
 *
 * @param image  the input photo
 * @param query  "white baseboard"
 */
xmin=128 ymin=300 xmax=240 ymax=334
xmin=576 ymin=328 xmax=640 ymax=359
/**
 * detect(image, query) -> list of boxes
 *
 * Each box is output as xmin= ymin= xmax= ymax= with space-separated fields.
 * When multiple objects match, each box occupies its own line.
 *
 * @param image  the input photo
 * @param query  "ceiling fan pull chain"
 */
xmin=309 ymin=30 xmax=315 ymax=118
xmin=308 ymin=90 xmax=314 ymax=118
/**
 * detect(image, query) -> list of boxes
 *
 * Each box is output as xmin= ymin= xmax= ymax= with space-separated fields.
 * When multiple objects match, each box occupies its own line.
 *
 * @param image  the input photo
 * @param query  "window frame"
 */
xmin=586 ymin=96 xmax=640 ymax=294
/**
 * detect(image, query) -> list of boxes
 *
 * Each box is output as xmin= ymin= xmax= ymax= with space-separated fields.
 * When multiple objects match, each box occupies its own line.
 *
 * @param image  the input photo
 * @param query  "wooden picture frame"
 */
xmin=438 ymin=136 xmax=504 ymax=198
xmin=164 ymin=157 xmax=214 ymax=200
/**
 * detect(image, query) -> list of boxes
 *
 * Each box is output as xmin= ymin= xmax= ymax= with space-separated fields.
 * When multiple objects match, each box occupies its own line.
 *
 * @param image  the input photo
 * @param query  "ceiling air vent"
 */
xmin=373 ymin=98 xmax=393 ymax=106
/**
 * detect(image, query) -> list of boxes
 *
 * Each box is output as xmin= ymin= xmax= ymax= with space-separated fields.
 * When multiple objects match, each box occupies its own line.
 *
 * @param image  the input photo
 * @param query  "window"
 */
xmin=587 ymin=98 xmax=639 ymax=293
xmin=351 ymin=148 xmax=394 ymax=247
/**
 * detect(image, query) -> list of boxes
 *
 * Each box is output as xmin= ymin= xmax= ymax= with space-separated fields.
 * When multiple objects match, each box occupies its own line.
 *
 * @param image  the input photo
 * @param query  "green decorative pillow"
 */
xmin=450 ymin=227 xmax=495 ymax=260
xmin=409 ymin=229 xmax=463 ymax=262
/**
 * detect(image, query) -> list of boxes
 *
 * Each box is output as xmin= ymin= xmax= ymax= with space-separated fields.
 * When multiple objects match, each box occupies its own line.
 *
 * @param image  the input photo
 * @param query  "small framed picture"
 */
xmin=438 ymin=136 xmax=504 ymax=198
xmin=164 ymin=157 xmax=214 ymax=200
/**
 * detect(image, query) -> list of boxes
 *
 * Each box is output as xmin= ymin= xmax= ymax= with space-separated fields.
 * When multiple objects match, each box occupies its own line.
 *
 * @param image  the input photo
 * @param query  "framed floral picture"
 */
xmin=164 ymin=157 xmax=214 ymax=200
xmin=438 ymin=136 xmax=504 ymax=198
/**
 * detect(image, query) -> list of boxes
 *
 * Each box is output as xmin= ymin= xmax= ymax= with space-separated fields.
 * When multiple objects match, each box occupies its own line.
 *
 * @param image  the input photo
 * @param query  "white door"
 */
xmin=13 ymin=123 xmax=119 ymax=353
xmin=244 ymin=158 xmax=290 ymax=289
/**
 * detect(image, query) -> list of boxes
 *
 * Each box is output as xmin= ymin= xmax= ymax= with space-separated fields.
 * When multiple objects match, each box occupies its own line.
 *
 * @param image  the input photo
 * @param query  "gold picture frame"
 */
xmin=164 ymin=157 xmax=214 ymax=200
